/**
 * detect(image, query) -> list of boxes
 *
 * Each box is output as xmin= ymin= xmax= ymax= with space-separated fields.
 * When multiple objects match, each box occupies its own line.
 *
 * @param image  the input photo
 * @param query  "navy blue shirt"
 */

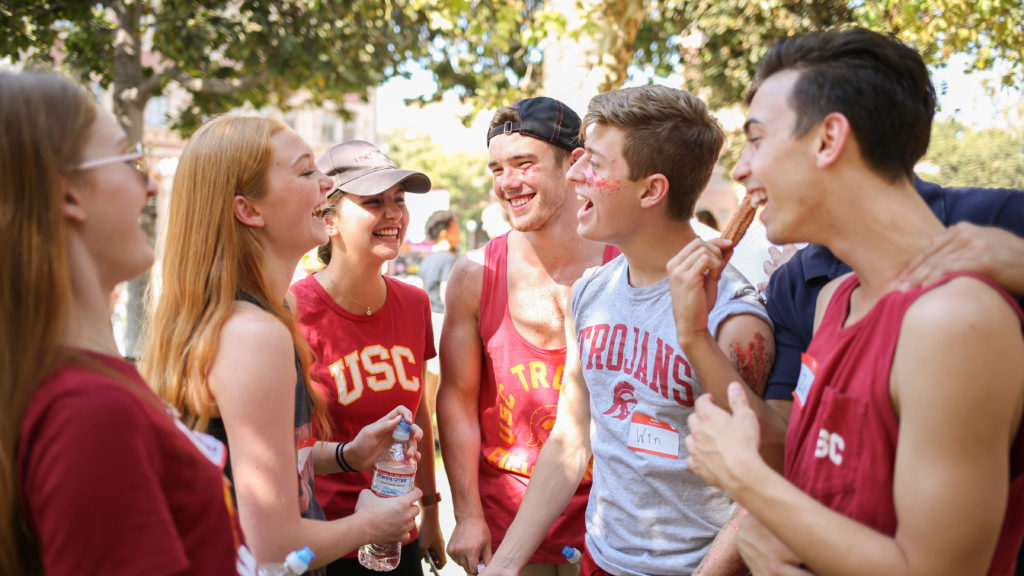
xmin=764 ymin=178 xmax=1024 ymax=401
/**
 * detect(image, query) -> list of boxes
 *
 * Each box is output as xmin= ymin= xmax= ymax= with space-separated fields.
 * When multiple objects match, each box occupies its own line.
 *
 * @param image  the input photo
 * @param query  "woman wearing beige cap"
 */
xmin=142 ymin=120 xmax=424 ymax=573
xmin=290 ymin=140 xmax=446 ymax=575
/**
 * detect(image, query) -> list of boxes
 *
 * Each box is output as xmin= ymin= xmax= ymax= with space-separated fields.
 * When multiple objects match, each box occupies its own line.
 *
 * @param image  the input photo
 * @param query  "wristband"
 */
xmin=335 ymin=441 xmax=356 ymax=472
xmin=419 ymin=491 xmax=442 ymax=507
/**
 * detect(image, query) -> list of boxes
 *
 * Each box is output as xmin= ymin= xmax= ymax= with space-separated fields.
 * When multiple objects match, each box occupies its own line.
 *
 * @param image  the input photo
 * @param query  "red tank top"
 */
xmin=476 ymin=233 xmax=617 ymax=563
xmin=785 ymin=273 xmax=1024 ymax=575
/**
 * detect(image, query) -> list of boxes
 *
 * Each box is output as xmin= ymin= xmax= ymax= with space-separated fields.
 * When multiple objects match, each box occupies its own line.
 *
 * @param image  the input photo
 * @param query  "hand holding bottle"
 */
xmin=359 ymin=418 xmax=423 ymax=571
xmin=346 ymin=406 xmax=424 ymax=470
xmin=354 ymin=488 xmax=421 ymax=545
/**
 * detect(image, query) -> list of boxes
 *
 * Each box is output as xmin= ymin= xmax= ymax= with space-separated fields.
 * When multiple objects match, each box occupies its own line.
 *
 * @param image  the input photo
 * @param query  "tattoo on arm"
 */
xmin=729 ymin=332 xmax=772 ymax=396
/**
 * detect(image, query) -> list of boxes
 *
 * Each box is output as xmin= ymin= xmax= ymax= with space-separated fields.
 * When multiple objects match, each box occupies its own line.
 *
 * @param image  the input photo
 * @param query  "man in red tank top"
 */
xmin=683 ymin=27 xmax=1024 ymax=576
xmin=436 ymin=97 xmax=617 ymax=575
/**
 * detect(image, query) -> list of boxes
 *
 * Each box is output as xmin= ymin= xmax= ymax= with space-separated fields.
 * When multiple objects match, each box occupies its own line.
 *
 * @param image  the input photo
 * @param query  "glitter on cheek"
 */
xmin=585 ymin=167 xmax=620 ymax=195
xmin=522 ymin=165 xmax=541 ymax=178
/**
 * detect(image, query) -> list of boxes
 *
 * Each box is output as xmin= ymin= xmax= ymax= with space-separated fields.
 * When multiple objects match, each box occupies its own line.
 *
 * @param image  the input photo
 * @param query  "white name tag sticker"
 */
xmin=627 ymin=413 xmax=679 ymax=459
xmin=174 ymin=418 xmax=228 ymax=470
xmin=794 ymin=352 xmax=818 ymax=408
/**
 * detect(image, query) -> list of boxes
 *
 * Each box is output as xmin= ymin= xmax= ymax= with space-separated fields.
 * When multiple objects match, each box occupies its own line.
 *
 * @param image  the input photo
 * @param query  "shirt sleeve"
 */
xmin=991 ymin=189 xmax=1024 ymax=311
xmin=763 ymin=260 xmax=828 ymax=401
xmin=708 ymin=264 xmax=772 ymax=337
xmin=20 ymin=382 xmax=190 ymax=575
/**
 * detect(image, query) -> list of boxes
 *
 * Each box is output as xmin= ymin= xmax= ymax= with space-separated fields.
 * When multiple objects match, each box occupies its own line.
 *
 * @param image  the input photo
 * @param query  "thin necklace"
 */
xmin=322 ymin=273 xmax=385 ymax=316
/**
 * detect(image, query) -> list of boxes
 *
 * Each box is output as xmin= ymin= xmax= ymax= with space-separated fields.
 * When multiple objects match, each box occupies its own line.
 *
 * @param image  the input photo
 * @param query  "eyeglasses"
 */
xmin=75 ymin=142 xmax=149 ymax=182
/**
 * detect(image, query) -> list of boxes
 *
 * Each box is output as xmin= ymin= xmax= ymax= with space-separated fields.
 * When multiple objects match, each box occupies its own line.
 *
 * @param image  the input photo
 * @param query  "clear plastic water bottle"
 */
xmin=259 ymin=546 xmax=315 ymax=575
xmin=358 ymin=417 xmax=417 ymax=571
xmin=561 ymin=546 xmax=582 ymax=565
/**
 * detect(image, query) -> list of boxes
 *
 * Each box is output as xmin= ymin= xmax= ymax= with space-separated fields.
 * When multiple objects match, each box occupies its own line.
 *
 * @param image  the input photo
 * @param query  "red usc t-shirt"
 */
xmin=292 ymin=273 xmax=434 ymax=554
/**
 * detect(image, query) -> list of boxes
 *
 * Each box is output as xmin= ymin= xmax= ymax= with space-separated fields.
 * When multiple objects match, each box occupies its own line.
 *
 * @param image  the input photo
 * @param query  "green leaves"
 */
xmin=0 ymin=0 xmax=440 ymax=134
xmin=925 ymin=118 xmax=1024 ymax=188
xmin=412 ymin=0 xmax=1023 ymax=120
xmin=3 ymin=0 xmax=1021 ymax=137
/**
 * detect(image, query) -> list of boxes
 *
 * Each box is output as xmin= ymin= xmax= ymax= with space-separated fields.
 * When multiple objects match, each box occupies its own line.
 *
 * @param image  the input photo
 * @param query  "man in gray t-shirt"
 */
xmin=484 ymin=86 xmax=775 ymax=576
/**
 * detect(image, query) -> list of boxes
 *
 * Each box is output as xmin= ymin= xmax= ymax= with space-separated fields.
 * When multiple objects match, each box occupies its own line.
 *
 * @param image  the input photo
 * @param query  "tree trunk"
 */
xmin=542 ymin=0 xmax=647 ymax=115
xmin=593 ymin=0 xmax=648 ymax=93
xmin=111 ymin=0 xmax=152 ymax=361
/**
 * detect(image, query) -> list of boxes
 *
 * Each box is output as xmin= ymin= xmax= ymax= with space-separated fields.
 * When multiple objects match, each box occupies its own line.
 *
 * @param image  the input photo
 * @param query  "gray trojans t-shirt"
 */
xmin=571 ymin=254 xmax=769 ymax=576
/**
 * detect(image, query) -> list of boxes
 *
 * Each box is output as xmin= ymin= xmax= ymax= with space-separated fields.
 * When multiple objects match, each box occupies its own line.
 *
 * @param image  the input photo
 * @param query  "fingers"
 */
xmin=763 ymin=247 xmax=781 ymax=276
xmin=403 ymin=487 xmax=424 ymax=505
xmin=669 ymin=239 xmax=727 ymax=284
xmin=382 ymin=404 xmax=415 ymax=426
xmin=425 ymin=546 xmax=446 ymax=569
xmin=726 ymin=382 xmax=749 ymax=412
xmin=899 ymin=229 xmax=956 ymax=289
xmin=446 ymin=523 xmax=491 ymax=575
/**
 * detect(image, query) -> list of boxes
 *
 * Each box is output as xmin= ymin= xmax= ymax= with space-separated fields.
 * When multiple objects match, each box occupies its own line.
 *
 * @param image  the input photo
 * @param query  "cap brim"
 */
xmin=335 ymin=169 xmax=432 ymax=196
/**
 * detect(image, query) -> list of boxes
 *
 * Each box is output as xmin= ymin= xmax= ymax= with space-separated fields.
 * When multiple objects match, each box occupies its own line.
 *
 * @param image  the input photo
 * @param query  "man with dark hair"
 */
xmin=685 ymin=27 xmax=1024 ymax=576
xmin=420 ymin=209 xmax=459 ymax=316
xmin=437 ymin=97 xmax=619 ymax=576
xmin=419 ymin=209 xmax=460 ymax=444
xmin=484 ymin=85 xmax=772 ymax=576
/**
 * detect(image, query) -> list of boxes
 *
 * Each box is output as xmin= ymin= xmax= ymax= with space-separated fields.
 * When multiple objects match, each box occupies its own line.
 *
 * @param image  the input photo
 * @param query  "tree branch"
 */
xmin=138 ymin=71 xmax=162 ymax=100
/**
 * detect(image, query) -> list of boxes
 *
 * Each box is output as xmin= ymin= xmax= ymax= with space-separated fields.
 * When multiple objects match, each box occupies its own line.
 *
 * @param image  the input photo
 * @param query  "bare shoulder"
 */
xmin=906 ymin=276 xmax=1022 ymax=333
xmin=210 ymin=302 xmax=295 ymax=402
xmin=444 ymin=248 xmax=485 ymax=311
xmin=219 ymin=301 xmax=293 ymax=352
xmin=895 ymin=276 xmax=1024 ymax=414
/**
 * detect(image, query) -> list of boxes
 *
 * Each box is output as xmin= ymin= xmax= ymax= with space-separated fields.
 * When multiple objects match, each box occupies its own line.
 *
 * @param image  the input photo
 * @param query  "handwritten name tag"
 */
xmin=627 ymin=413 xmax=679 ymax=459
xmin=794 ymin=352 xmax=818 ymax=408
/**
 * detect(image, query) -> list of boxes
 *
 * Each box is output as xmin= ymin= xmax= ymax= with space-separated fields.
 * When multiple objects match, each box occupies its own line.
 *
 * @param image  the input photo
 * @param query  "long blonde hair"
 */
xmin=140 ymin=116 xmax=329 ymax=437
xmin=0 ymin=72 xmax=96 ymax=574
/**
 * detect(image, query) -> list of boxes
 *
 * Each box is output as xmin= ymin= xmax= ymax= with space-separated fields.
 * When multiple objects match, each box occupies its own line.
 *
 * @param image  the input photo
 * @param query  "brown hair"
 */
xmin=749 ymin=27 xmax=934 ymax=182
xmin=141 ymin=116 xmax=330 ymax=437
xmin=582 ymin=85 xmax=724 ymax=221
xmin=0 ymin=71 xmax=97 ymax=574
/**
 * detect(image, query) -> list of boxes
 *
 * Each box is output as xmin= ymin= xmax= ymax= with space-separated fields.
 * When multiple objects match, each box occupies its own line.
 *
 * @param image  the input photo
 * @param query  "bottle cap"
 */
xmin=285 ymin=546 xmax=315 ymax=573
xmin=393 ymin=416 xmax=411 ymax=442
xmin=561 ymin=546 xmax=581 ymax=564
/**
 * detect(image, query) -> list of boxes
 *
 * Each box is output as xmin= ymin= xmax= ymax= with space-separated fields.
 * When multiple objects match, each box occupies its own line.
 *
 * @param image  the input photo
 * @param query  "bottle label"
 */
xmin=371 ymin=468 xmax=417 ymax=498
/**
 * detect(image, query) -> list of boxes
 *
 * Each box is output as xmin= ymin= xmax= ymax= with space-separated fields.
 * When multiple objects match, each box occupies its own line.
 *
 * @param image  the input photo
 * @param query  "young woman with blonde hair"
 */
xmin=142 ymin=116 xmax=422 ymax=572
xmin=1 ymin=72 xmax=250 ymax=575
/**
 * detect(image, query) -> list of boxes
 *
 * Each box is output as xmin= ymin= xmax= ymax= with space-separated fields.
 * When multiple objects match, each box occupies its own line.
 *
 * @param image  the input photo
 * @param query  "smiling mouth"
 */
xmin=374 ymin=227 xmax=400 ymax=240
xmin=509 ymin=195 xmax=533 ymax=208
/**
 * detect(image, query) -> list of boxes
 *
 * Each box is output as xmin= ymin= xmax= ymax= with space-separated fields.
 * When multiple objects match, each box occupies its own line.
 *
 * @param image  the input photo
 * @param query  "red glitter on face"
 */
xmin=585 ymin=167 xmax=620 ymax=195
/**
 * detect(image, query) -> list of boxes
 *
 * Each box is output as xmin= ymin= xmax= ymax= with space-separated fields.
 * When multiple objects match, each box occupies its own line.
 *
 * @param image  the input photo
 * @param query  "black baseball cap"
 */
xmin=486 ymin=97 xmax=581 ymax=152
xmin=316 ymin=140 xmax=431 ymax=196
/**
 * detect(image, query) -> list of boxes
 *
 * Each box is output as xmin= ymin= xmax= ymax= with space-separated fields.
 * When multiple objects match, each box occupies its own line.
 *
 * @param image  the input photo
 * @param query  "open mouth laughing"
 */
xmin=374 ymin=227 xmax=401 ymax=241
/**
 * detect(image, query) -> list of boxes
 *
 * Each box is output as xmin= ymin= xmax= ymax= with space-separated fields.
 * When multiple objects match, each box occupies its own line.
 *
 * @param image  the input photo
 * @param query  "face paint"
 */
xmin=586 ymin=167 xmax=620 ymax=195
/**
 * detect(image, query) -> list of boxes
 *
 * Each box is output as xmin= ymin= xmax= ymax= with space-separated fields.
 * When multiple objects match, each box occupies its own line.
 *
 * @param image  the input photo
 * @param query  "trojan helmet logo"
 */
xmin=602 ymin=381 xmax=636 ymax=420
xmin=527 ymin=404 xmax=558 ymax=447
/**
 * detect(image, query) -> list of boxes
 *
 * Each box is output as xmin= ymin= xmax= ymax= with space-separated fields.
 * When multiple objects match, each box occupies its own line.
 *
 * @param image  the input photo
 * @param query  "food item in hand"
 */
xmin=721 ymin=190 xmax=766 ymax=246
